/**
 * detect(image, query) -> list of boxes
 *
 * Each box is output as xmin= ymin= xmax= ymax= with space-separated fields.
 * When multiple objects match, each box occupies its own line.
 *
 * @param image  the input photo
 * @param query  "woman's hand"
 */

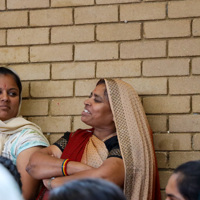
xmin=43 ymin=178 xmax=55 ymax=190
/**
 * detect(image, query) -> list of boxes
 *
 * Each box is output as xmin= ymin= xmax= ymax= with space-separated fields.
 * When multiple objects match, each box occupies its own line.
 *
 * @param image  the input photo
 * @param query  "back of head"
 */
xmin=0 ymin=156 xmax=22 ymax=191
xmin=174 ymin=160 xmax=200 ymax=200
xmin=49 ymin=178 xmax=126 ymax=200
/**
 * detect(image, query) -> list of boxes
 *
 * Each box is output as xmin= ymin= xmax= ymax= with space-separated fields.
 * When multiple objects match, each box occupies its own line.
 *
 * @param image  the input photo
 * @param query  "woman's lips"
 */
xmin=0 ymin=105 xmax=10 ymax=110
xmin=84 ymin=109 xmax=90 ymax=114
xmin=82 ymin=109 xmax=91 ymax=116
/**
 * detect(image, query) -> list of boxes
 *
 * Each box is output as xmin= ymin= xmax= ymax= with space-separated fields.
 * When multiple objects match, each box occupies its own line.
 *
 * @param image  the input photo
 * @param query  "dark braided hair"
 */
xmin=0 ymin=156 xmax=22 ymax=192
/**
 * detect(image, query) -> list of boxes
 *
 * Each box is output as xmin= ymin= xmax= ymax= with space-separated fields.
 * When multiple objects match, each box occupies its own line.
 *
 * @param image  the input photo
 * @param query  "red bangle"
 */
xmin=62 ymin=159 xmax=70 ymax=176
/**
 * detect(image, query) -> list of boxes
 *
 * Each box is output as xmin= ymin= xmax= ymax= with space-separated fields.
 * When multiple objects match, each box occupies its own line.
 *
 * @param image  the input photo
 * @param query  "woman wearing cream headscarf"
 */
xmin=0 ymin=67 xmax=49 ymax=200
xmin=27 ymin=78 xmax=160 ymax=200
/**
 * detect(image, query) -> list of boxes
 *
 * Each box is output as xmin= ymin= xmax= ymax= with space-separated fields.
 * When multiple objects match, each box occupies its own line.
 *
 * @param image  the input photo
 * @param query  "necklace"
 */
xmin=102 ymin=132 xmax=117 ymax=142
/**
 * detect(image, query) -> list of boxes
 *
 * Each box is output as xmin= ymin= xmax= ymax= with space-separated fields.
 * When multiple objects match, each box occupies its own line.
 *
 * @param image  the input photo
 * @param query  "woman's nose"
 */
xmin=1 ymin=91 xmax=9 ymax=102
xmin=84 ymin=98 xmax=91 ymax=106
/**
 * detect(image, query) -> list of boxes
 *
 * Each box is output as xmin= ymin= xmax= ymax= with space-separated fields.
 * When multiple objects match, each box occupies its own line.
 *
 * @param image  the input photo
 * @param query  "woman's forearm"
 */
xmin=44 ymin=158 xmax=124 ymax=190
xmin=26 ymin=150 xmax=64 ymax=179
xmin=67 ymin=161 xmax=93 ymax=175
xmin=26 ymin=149 xmax=93 ymax=179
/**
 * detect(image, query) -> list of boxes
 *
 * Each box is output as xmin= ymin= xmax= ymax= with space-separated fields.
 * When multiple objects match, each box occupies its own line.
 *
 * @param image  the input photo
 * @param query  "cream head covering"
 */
xmin=105 ymin=79 xmax=158 ymax=200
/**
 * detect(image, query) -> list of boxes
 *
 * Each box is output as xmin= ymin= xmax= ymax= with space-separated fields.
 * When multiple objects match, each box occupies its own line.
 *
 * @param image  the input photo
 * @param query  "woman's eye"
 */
xmin=8 ymin=92 xmax=18 ymax=97
xmin=94 ymin=99 xmax=101 ymax=103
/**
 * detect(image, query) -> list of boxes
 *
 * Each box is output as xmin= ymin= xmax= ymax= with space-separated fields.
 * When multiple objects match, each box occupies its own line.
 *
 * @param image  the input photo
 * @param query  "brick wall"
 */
xmin=1 ymin=0 xmax=200 ymax=198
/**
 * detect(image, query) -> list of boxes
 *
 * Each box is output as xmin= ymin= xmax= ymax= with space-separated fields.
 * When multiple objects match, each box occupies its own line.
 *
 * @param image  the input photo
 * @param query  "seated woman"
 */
xmin=27 ymin=79 xmax=161 ymax=200
xmin=0 ymin=67 xmax=49 ymax=200
xmin=165 ymin=160 xmax=200 ymax=200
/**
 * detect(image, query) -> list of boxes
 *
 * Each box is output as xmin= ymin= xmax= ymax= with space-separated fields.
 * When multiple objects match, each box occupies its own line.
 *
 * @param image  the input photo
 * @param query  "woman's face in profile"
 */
xmin=0 ymin=74 xmax=20 ymax=121
xmin=165 ymin=173 xmax=185 ymax=200
xmin=81 ymin=84 xmax=114 ymax=129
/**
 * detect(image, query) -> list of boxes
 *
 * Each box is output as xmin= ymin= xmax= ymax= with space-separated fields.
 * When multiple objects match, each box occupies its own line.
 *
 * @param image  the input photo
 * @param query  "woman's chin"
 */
xmin=0 ymin=113 xmax=18 ymax=122
xmin=81 ymin=116 xmax=86 ymax=122
xmin=81 ymin=117 xmax=91 ymax=127
xmin=0 ymin=115 xmax=10 ymax=121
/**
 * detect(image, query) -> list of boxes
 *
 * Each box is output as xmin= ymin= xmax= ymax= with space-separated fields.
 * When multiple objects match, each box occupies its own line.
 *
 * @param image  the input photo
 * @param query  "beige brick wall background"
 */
xmin=0 ymin=0 xmax=200 ymax=198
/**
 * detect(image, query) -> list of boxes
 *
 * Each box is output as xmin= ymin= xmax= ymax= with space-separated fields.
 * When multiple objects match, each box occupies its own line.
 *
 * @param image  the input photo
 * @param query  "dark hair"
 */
xmin=0 ymin=67 xmax=22 ymax=100
xmin=96 ymin=79 xmax=105 ymax=86
xmin=174 ymin=160 xmax=200 ymax=200
xmin=96 ymin=79 xmax=108 ymax=99
xmin=0 ymin=156 xmax=22 ymax=192
xmin=49 ymin=178 xmax=126 ymax=200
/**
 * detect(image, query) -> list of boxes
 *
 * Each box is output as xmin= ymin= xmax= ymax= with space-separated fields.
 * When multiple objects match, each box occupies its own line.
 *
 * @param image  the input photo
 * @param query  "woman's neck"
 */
xmin=93 ymin=127 xmax=116 ymax=141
